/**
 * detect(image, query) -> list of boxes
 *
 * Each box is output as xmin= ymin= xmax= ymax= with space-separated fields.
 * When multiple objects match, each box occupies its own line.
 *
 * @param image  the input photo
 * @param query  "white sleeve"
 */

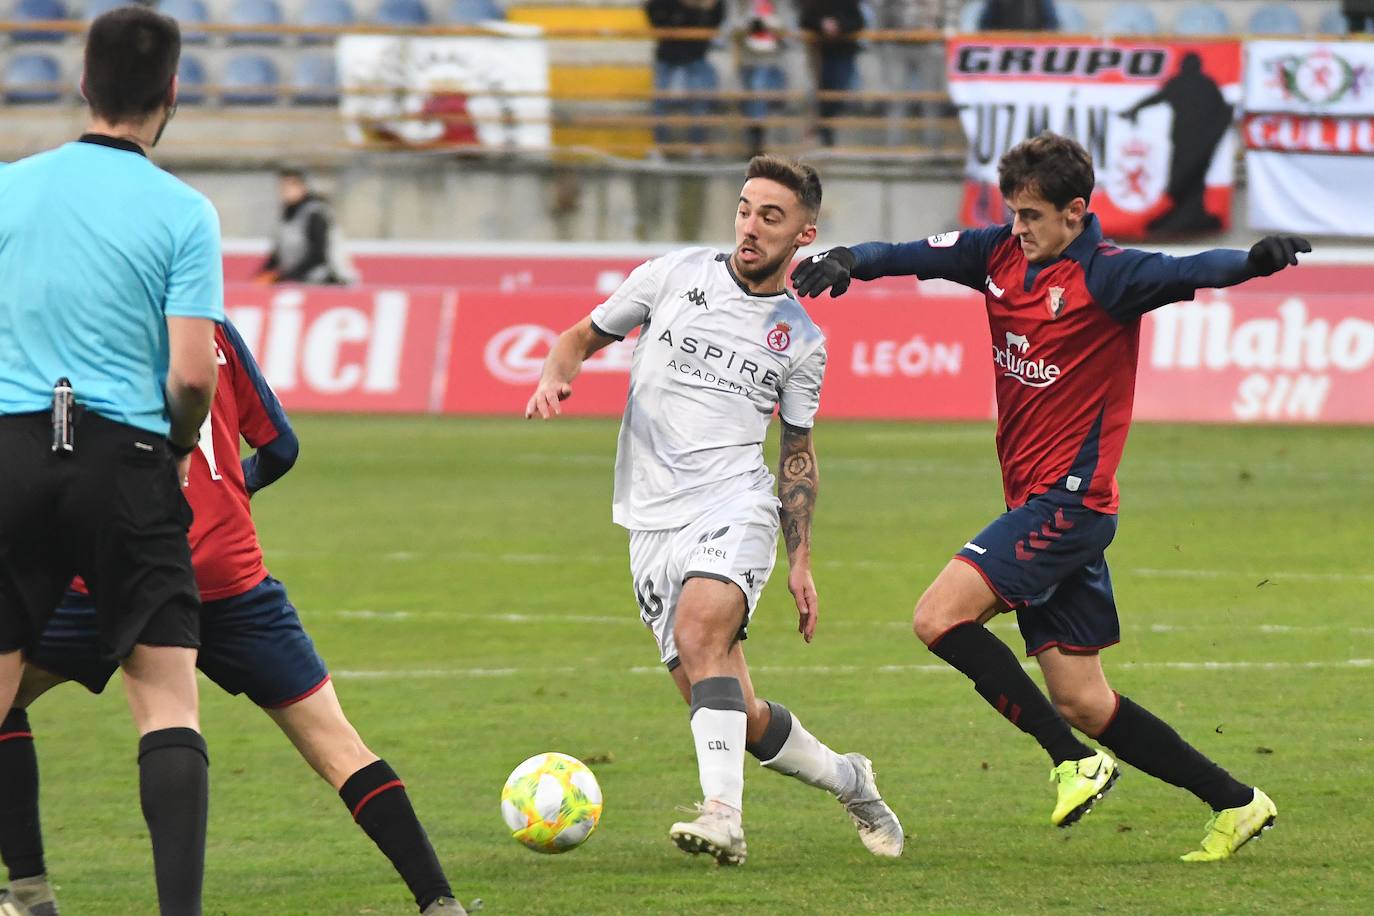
xmin=778 ymin=342 xmax=826 ymax=429
xmin=588 ymin=258 xmax=663 ymax=339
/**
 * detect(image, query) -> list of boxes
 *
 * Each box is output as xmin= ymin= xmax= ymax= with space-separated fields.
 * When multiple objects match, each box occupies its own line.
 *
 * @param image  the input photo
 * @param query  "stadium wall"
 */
xmin=223 ymin=243 xmax=1374 ymax=425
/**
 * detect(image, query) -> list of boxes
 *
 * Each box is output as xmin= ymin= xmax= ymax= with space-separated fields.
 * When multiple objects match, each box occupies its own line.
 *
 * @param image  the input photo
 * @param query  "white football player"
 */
xmin=525 ymin=156 xmax=903 ymax=866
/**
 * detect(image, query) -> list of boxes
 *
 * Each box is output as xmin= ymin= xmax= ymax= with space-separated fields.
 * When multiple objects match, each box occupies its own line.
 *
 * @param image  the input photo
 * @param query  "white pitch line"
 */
xmin=332 ymin=658 xmax=1374 ymax=682
xmin=1132 ymin=567 xmax=1374 ymax=584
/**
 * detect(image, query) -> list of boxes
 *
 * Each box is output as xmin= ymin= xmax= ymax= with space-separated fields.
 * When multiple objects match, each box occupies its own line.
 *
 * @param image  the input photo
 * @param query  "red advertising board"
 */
xmin=223 ymin=255 xmax=1374 ymax=425
xmin=224 ymin=285 xmax=455 ymax=413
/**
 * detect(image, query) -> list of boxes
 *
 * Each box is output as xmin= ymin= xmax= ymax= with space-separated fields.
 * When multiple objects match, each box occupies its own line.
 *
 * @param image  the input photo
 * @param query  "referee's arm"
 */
xmin=166 ymin=316 xmax=218 ymax=451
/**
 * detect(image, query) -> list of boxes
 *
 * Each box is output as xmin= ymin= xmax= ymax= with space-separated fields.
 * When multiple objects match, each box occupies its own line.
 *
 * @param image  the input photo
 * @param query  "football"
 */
xmin=500 ymin=752 xmax=603 ymax=854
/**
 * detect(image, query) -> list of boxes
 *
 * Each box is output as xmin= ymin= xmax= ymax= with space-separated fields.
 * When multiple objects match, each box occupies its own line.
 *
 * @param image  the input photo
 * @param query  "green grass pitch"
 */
xmin=23 ymin=416 xmax=1373 ymax=914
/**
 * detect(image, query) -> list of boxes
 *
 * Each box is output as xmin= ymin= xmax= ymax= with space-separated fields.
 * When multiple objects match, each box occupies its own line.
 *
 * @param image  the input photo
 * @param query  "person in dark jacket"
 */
xmin=978 ymin=0 xmax=1059 ymax=30
xmin=257 ymin=168 xmax=350 ymax=285
xmin=799 ymin=0 xmax=866 ymax=146
xmin=1343 ymin=0 xmax=1374 ymax=32
xmin=646 ymin=0 xmax=726 ymax=151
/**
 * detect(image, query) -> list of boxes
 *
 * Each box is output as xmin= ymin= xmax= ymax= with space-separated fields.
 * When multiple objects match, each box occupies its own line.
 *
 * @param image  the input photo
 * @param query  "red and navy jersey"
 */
xmin=189 ymin=321 xmax=297 ymax=599
xmin=850 ymin=215 xmax=1254 ymax=513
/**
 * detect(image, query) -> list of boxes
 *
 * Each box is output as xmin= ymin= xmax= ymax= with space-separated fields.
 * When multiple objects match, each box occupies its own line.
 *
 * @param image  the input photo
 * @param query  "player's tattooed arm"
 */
xmin=778 ymin=421 xmax=818 ymax=563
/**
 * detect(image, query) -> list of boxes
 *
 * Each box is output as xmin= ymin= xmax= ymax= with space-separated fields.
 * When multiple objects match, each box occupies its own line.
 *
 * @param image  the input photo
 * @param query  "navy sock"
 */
xmin=1098 ymin=695 xmax=1253 ymax=811
xmin=0 ymin=709 xmax=45 ymax=882
xmin=930 ymin=622 xmax=1091 ymax=765
xmin=340 ymin=760 xmax=452 ymax=911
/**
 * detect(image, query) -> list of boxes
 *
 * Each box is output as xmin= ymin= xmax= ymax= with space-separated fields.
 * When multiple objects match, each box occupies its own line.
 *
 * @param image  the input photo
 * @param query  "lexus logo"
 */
xmin=484 ymin=324 xmax=557 ymax=384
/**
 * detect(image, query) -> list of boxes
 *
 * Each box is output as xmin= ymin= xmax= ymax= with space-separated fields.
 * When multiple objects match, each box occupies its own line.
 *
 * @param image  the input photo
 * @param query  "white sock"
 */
xmin=689 ymin=678 xmax=748 ymax=813
xmin=754 ymin=705 xmax=857 ymax=799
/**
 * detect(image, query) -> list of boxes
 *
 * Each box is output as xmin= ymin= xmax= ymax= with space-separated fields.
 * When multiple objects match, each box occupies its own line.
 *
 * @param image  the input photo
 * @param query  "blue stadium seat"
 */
xmin=176 ymin=54 xmax=209 ymax=105
xmin=84 ymin=0 xmax=131 ymax=19
xmin=375 ymin=0 xmax=430 ymax=26
xmin=157 ymin=0 xmax=211 ymax=44
xmin=1055 ymin=2 xmax=1087 ymax=33
xmin=222 ymin=53 xmax=280 ymax=105
xmin=13 ymin=0 xmax=72 ymax=43
xmin=227 ymin=0 xmax=285 ymax=45
xmin=301 ymin=0 xmax=356 ymax=43
xmin=1102 ymin=2 xmax=1157 ymax=35
xmin=958 ymin=0 xmax=985 ymax=32
xmin=1173 ymin=3 xmax=1230 ymax=35
xmin=4 ymin=52 xmax=63 ymax=104
xmin=1248 ymin=4 xmax=1303 ymax=35
xmin=1318 ymin=8 xmax=1349 ymax=35
xmin=448 ymin=0 xmax=503 ymax=23
xmin=291 ymin=54 xmax=339 ymax=105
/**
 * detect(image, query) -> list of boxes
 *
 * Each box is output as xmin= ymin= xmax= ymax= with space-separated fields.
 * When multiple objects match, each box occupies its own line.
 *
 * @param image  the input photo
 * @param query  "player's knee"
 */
xmin=1052 ymin=693 xmax=1113 ymax=736
xmin=912 ymin=596 xmax=955 ymax=646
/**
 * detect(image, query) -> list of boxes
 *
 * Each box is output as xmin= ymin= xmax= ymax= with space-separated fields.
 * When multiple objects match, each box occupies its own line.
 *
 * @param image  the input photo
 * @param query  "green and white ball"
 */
xmin=500 ymin=752 xmax=603 ymax=853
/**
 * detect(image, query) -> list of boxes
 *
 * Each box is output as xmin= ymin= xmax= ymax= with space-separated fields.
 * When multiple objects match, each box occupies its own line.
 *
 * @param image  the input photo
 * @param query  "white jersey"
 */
xmin=589 ymin=247 xmax=827 ymax=530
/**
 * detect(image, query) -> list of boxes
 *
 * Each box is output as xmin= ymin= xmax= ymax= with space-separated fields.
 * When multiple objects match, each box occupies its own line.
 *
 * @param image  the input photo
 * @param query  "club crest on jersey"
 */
xmin=767 ymin=322 xmax=792 ymax=352
xmin=1047 ymin=286 xmax=1067 ymax=319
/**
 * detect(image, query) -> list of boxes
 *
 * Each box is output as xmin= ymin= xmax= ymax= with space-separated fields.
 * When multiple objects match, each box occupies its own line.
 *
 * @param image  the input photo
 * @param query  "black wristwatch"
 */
xmin=168 ymin=435 xmax=199 ymax=458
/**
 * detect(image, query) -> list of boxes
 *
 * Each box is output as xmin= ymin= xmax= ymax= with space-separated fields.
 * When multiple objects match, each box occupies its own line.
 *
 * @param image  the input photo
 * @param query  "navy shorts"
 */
xmin=31 ymin=575 xmax=330 ymax=708
xmin=955 ymin=490 xmax=1120 ymax=657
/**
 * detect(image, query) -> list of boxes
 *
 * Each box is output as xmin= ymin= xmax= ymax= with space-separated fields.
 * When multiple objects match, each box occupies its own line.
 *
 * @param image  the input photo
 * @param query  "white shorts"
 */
xmin=627 ymin=499 xmax=779 ymax=670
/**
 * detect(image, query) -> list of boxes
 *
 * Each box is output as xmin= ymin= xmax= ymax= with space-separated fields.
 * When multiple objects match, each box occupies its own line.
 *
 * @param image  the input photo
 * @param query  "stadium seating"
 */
xmin=83 ymin=0 xmax=127 ymax=19
xmin=3 ymin=51 xmax=62 ymax=104
xmin=1247 ymin=3 xmax=1303 ymax=35
xmin=13 ymin=0 xmax=70 ymax=43
xmin=227 ymin=0 xmax=285 ymax=45
xmin=1173 ymin=2 xmax=1230 ymax=35
xmin=157 ymin=0 xmax=211 ymax=43
xmin=222 ymin=52 xmax=279 ymax=104
xmin=448 ymin=0 xmax=505 ymax=23
xmin=177 ymin=54 xmax=209 ymax=105
xmin=1318 ymin=8 xmax=1350 ymax=34
xmin=1055 ymin=3 xmax=1087 ymax=33
xmin=1102 ymin=2 xmax=1158 ymax=35
xmin=291 ymin=54 xmax=339 ymax=105
xmin=957 ymin=0 xmax=985 ymax=32
xmin=300 ymin=0 xmax=357 ymax=44
xmin=375 ymin=0 xmax=431 ymax=26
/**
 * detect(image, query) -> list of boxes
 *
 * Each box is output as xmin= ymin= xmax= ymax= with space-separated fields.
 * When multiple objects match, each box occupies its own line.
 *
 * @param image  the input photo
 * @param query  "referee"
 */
xmin=0 ymin=9 xmax=220 ymax=915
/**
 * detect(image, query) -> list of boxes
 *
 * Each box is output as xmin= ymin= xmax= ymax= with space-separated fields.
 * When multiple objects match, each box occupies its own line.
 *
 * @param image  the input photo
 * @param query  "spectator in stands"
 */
xmin=646 ymin=0 xmax=726 ymax=153
xmin=1344 ymin=0 xmax=1374 ymax=32
xmin=978 ymin=0 xmax=1059 ymax=30
xmin=798 ymin=0 xmax=866 ymax=147
xmin=256 ymin=168 xmax=354 ymax=284
xmin=727 ymin=0 xmax=793 ymax=156
xmin=874 ymin=0 xmax=943 ymax=148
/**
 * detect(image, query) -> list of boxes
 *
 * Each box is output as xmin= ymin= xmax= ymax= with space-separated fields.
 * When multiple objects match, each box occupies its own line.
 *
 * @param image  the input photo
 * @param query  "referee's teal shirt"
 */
xmin=0 ymin=135 xmax=225 ymax=437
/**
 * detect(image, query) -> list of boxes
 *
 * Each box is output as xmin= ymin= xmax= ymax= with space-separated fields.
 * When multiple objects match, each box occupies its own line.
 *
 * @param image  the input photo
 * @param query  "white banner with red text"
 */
xmin=223 ymin=268 xmax=1374 ymax=425
xmin=1242 ymin=40 xmax=1374 ymax=237
xmin=946 ymin=37 xmax=1240 ymax=240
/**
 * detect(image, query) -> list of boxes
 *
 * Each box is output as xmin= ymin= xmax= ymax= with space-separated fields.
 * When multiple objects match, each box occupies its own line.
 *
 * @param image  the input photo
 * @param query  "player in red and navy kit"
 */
xmin=790 ymin=132 xmax=1310 ymax=863
xmin=0 ymin=322 xmax=469 ymax=916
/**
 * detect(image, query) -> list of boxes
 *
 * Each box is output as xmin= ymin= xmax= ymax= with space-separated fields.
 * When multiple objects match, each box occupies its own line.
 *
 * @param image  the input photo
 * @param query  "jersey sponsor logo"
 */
xmin=682 ymin=288 xmax=708 ymax=309
xmin=928 ymin=231 xmax=961 ymax=248
xmin=656 ymin=329 xmax=782 ymax=389
xmin=767 ymin=322 xmax=792 ymax=352
xmin=985 ymin=274 xmax=1005 ymax=297
xmin=992 ymin=332 xmax=1063 ymax=388
xmin=1047 ymin=286 xmax=1067 ymax=319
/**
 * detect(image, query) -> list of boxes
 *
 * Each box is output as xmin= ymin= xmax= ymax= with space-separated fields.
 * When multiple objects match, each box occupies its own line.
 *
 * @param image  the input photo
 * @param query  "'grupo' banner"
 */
xmin=946 ymin=37 xmax=1241 ymax=240
xmin=1243 ymin=40 xmax=1374 ymax=238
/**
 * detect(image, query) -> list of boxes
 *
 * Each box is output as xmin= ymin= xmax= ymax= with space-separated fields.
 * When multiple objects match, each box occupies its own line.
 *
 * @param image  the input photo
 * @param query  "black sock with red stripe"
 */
xmin=0 ymin=709 xmax=45 ymax=881
xmin=1097 ymin=694 xmax=1253 ymax=811
xmin=339 ymin=760 xmax=452 ymax=911
xmin=929 ymin=622 xmax=1091 ymax=765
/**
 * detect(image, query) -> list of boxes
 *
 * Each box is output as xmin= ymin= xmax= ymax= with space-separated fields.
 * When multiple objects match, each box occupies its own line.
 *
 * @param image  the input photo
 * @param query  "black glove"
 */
xmin=790 ymin=246 xmax=856 ymax=298
xmin=1247 ymin=235 xmax=1311 ymax=277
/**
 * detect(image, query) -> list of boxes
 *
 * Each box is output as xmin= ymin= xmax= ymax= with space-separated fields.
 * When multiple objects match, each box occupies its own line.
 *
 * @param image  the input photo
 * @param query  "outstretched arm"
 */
xmin=524 ymin=317 xmax=618 ymax=419
xmin=790 ymin=226 xmax=1009 ymax=297
xmin=779 ymin=421 xmax=819 ymax=643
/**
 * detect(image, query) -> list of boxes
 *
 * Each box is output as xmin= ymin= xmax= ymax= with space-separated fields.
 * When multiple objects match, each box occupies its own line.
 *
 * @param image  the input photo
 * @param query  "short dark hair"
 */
xmin=278 ymin=167 xmax=307 ymax=182
xmin=746 ymin=155 xmax=822 ymax=219
xmin=83 ymin=7 xmax=181 ymax=124
xmin=997 ymin=132 xmax=1095 ymax=210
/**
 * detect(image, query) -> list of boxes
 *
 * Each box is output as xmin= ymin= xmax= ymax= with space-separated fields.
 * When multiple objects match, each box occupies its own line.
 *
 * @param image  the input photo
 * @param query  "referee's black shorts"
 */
xmin=0 ymin=411 xmax=200 ymax=658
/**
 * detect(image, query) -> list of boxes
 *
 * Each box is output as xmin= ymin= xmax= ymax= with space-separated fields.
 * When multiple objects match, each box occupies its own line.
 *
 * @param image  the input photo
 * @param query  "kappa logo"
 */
xmin=682 ymin=288 xmax=708 ymax=309
xmin=767 ymin=321 xmax=792 ymax=352
xmin=1005 ymin=331 xmax=1030 ymax=353
xmin=985 ymin=275 xmax=1006 ymax=298
xmin=1047 ymin=286 xmax=1067 ymax=319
